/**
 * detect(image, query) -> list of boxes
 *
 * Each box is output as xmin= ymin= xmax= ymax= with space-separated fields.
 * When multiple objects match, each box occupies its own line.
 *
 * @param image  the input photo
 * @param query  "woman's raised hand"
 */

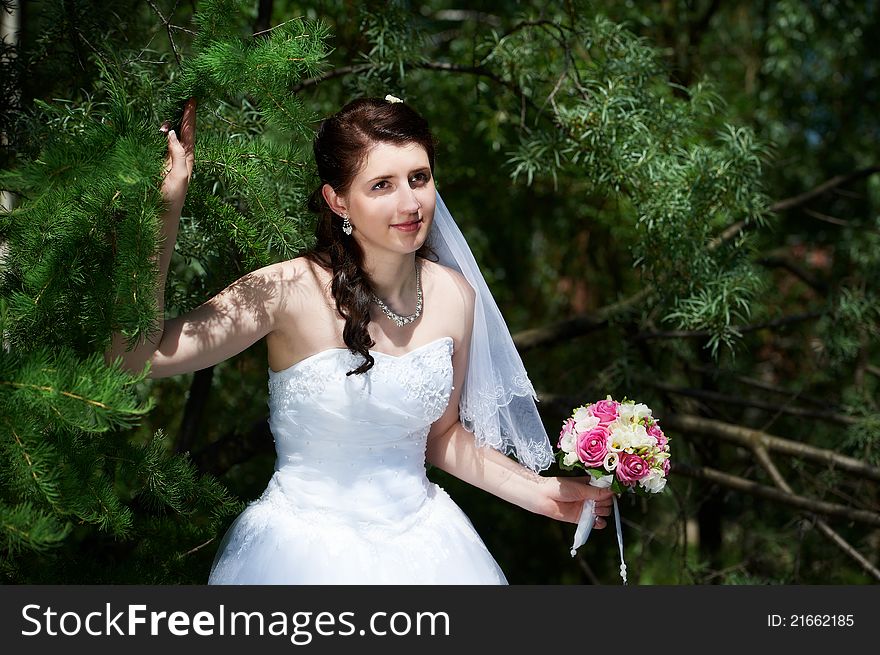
xmin=160 ymin=98 xmax=196 ymax=211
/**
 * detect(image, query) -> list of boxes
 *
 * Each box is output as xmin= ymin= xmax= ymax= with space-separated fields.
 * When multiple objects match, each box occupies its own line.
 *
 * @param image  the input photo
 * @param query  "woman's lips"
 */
xmin=391 ymin=219 xmax=422 ymax=232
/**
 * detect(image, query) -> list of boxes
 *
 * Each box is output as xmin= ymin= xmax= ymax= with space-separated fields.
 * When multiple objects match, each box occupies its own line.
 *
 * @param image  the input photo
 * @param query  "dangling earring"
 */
xmin=342 ymin=213 xmax=353 ymax=236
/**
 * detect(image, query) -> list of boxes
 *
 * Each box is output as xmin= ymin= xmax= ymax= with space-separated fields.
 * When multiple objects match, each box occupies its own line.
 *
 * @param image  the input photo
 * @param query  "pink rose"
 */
xmin=557 ymin=418 xmax=576 ymax=448
xmin=617 ymin=452 xmax=649 ymax=484
xmin=590 ymin=399 xmax=619 ymax=425
xmin=648 ymin=423 xmax=667 ymax=448
xmin=576 ymin=426 xmax=610 ymax=468
xmin=662 ymin=458 xmax=670 ymax=476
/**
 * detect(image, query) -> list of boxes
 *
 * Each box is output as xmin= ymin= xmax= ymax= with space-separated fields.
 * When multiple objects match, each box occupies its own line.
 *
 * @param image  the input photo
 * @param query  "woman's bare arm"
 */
xmin=146 ymin=263 xmax=287 ymax=378
xmin=425 ymin=269 xmax=614 ymax=525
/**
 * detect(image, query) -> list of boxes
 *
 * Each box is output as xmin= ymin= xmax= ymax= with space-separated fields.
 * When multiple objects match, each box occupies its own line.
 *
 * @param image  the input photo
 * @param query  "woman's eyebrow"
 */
xmin=366 ymin=167 xmax=431 ymax=183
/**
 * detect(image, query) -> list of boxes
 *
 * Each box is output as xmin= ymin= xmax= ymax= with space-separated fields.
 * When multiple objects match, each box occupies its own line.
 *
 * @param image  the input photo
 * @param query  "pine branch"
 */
xmin=0 ymin=501 xmax=71 ymax=557
xmin=3 ymin=421 xmax=63 ymax=510
xmin=1 ymin=348 xmax=155 ymax=433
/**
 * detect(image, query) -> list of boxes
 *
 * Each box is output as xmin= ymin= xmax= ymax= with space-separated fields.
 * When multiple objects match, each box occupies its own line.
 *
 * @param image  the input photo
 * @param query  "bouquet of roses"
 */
xmin=557 ymin=396 xmax=671 ymax=583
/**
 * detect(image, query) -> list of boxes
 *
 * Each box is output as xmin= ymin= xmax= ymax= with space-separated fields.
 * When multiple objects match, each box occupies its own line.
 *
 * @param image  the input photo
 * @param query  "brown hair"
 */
xmin=305 ymin=98 xmax=438 ymax=375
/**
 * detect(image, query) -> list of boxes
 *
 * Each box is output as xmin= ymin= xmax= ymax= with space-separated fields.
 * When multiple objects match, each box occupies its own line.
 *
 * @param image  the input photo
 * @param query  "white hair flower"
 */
xmin=385 ymin=94 xmax=403 ymax=104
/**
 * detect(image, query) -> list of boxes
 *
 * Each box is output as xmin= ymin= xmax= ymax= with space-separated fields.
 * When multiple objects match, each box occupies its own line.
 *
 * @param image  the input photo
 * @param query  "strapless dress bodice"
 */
xmin=264 ymin=336 xmax=453 ymax=524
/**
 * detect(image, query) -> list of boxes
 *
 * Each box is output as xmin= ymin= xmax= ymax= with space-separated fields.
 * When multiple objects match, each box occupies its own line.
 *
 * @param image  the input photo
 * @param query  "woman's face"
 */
xmin=336 ymin=141 xmax=436 ymax=257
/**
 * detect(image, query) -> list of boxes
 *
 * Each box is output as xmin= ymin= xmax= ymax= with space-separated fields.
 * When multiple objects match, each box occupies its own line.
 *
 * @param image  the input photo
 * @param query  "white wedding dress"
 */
xmin=208 ymin=336 xmax=508 ymax=585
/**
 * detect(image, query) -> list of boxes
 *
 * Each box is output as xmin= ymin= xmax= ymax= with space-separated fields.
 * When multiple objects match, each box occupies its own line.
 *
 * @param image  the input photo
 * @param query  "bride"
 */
xmin=105 ymin=96 xmax=614 ymax=584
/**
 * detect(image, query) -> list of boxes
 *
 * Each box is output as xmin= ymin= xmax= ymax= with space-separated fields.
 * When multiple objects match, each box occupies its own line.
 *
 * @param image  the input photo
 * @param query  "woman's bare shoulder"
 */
xmin=270 ymin=255 xmax=333 ymax=309
xmin=422 ymin=258 xmax=475 ymax=304
xmin=422 ymin=260 xmax=475 ymax=324
xmin=272 ymin=254 xmax=325 ymax=278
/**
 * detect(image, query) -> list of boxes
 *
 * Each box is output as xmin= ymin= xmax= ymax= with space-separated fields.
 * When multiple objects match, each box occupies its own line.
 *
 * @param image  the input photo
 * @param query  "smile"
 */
xmin=391 ymin=219 xmax=422 ymax=232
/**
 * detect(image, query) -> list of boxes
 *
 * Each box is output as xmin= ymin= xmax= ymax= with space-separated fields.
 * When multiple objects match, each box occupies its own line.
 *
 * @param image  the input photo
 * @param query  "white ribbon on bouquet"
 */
xmin=570 ymin=475 xmax=628 ymax=585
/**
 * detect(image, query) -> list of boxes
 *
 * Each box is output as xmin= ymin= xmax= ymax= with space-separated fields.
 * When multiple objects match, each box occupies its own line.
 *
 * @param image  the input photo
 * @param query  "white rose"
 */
xmin=562 ymin=452 xmax=580 ymax=467
xmin=574 ymin=414 xmax=600 ymax=434
xmin=638 ymin=469 xmax=667 ymax=493
xmin=607 ymin=418 xmax=626 ymax=432
xmin=613 ymin=423 xmax=651 ymax=450
xmin=618 ymin=402 xmax=652 ymax=423
xmin=617 ymin=404 xmax=636 ymax=423
xmin=608 ymin=428 xmax=626 ymax=452
xmin=611 ymin=424 xmax=636 ymax=450
xmin=633 ymin=403 xmax=653 ymax=419
xmin=559 ymin=432 xmax=577 ymax=453
xmin=629 ymin=424 xmax=653 ymax=448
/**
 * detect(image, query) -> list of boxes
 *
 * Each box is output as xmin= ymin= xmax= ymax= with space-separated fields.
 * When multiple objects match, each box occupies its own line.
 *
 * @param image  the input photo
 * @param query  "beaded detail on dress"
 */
xmin=266 ymin=336 xmax=454 ymax=422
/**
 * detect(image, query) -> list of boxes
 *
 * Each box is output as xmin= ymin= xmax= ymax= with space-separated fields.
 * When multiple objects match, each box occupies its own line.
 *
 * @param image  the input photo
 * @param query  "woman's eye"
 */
xmin=410 ymin=172 xmax=430 ymax=185
xmin=372 ymin=181 xmax=389 ymax=190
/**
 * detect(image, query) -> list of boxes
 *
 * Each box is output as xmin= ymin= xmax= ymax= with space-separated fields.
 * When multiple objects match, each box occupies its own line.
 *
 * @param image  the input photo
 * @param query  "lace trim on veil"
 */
xmin=430 ymin=192 xmax=554 ymax=473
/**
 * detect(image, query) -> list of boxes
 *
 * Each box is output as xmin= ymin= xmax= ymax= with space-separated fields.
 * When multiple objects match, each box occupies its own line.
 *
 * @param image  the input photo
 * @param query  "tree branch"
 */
xmin=771 ymin=166 xmax=880 ymax=213
xmin=753 ymin=445 xmax=880 ymax=581
xmin=757 ymin=254 xmax=829 ymax=294
xmin=710 ymin=165 xmax=880 ymax=247
xmin=290 ymin=61 xmax=520 ymax=98
xmin=632 ymin=311 xmax=824 ymax=341
xmin=647 ymin=381 xmax=857 ymax=426
xmin=146 ymin=0 xmax=182 ymax=65
xmin=429 ymin=9 xmax=503 ymax=28
xmin=175 ymin=365 xmax=215 ymax=454
xmin=512 ymin=287 xmax=651 ymax=353
xmin=671 ymin=462 xmax=880 ymax=528
xmin=683 ymin=362 xmax=840 ymax=410
xmin=292 ymin=64 xmax=375 ymax=93
xmin=663 ymin=413 xmax=880 ymax=482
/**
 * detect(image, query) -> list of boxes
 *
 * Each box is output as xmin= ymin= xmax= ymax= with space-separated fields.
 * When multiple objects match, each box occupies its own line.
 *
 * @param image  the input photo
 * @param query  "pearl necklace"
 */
xmin=371 ymin=262 xmax=422 ymax=327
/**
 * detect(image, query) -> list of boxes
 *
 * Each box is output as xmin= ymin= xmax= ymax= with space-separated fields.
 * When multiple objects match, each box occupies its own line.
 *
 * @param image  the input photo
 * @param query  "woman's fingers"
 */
xmin=541 ymin=476 xmax=619 ymax=525
xmin=585 ymin=486 xmax=614 ymax=501
xmin=549 ymin=476 xmax=615 ymax=502
xmin=159 ymin=99 xmax=196 ymax=180
xmin=165 ymin=129 xmax=188 ymax=181
xmin=179 ymin=98 xmax=197 ymax=175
